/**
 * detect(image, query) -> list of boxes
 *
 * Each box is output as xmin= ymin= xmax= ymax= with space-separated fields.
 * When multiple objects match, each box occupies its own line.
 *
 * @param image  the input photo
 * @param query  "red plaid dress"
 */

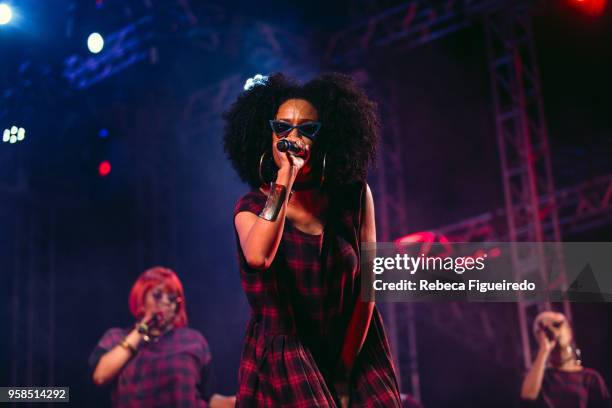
xmin=233 ymin=182 xmax=401 ymax=407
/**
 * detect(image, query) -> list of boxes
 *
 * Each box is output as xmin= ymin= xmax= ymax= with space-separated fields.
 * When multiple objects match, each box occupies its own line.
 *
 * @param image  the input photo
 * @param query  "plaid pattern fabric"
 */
xmin=532 ymin=367 xmax=611 ymax=408
xmin=233 ymin=182 xmax=402 ymax=407
xmin=89 ymin=327 xmax=212 ymax=407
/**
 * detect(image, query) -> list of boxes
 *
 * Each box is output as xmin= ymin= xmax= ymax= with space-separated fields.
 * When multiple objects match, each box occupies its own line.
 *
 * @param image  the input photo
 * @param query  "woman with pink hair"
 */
xmin=90 ymin=266 xmax=235 ymax=408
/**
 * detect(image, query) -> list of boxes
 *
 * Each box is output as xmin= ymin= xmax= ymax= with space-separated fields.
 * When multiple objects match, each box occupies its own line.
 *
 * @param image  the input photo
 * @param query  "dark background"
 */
xmin=0 ymin=0 xmax=610 ymax=407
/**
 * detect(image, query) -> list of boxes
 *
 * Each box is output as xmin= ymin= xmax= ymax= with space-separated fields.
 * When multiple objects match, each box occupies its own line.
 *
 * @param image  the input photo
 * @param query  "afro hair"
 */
xmin=223 ymin=72 xmax=379 ymax=191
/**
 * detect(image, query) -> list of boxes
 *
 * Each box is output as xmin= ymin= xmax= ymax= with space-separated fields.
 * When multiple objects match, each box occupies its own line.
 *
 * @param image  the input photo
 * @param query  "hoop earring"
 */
xmin=320 ymin=153 xmax=327 ymax=188
xmin=574 ymin=345 xmax=582 ymax=366
xmin=258 ymin=151 xmax=268 ymax=185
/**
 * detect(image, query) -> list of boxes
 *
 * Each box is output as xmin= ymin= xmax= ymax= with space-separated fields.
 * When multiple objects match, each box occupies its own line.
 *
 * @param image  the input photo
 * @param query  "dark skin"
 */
xmin=269 ymin=99 xmax=326 ymax=235
xmin=235 ymin=98 xmax=377 ymax=407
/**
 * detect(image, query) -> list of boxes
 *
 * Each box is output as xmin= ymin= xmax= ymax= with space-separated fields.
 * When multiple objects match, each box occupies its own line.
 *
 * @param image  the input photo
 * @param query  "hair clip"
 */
xmin=244 ymin=74 xmax=269 ymax=91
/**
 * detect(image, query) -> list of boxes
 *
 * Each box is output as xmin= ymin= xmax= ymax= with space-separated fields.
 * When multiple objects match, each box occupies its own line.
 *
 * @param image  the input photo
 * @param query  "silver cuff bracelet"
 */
xmin=259 ymin=183 xmax=288 ymax=221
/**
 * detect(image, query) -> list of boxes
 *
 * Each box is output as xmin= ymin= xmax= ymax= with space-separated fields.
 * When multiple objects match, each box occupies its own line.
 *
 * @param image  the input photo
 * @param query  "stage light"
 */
xmin=3 ymin=126 xmax=25 ymax=143
xmin=98 ymin=160 xmax=111 ymax=176
xmin=0 ymin=4 xmax=12 ymax=25
xmin=87 ymin=32 xmax=104 ymax=54
xmin=98 ymin=128 xmax=109 ymax=138
xmin=569 ymin=0 xmax=607 ymax=16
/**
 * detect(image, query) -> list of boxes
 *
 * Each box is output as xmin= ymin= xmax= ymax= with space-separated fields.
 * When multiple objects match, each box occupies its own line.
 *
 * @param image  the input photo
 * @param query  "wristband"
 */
xmin=119 ymin=338 xmax=138 ymax=354
xmin=259 ymin=183 xmax=287 ymax=221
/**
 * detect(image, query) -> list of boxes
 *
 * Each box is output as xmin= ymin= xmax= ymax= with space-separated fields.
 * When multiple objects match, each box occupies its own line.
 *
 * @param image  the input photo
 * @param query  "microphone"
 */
xmin=138 ymin=312 xmax=163 ymax=334
xmin=540 ymin=323 xmax=557 ymax=342
xmin=277 ymin=140 xmax=304 ymax=155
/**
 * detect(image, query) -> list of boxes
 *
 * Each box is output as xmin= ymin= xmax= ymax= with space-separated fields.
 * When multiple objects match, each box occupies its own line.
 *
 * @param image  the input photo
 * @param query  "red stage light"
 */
xmin=98 ymin=161 xmax=111 ymax=176
xmin=569 ymin=0 xmax=607 ymax=16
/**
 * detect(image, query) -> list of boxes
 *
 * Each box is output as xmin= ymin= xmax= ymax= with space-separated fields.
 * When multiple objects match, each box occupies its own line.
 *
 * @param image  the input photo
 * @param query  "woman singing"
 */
xmin=89 ymin=266 xmax=235 ymax=408
xmin=224 ymin=73 xmax=402 ymax=407
xmin=521 ymin=311 xmax=610 ymax=407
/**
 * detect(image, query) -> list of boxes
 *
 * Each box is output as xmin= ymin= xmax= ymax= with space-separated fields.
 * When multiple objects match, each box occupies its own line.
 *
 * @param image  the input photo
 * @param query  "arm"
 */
xmin=92 ymin=328 xmax=144 ymax=386
xmin=520 ymin=332 xmax=554 ymax=400
xmin=235 ymin=152 xmax=303 ymax=270
xmin=197 ymin=349 xmax=237 ymax=408
xmin=338 ymin=183 xmax=376 ymax=375
xmin=209 ymin=394 xmax=236 ymax=408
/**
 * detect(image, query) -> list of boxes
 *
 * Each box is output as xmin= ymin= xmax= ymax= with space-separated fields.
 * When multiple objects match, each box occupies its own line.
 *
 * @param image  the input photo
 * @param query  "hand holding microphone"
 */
xmin=538 ymin=322 xmax=558 ymax=354
xmin=276 ymin=139 xmax=307 ymax=176
xmin=137 ymin=311 xmax=163 ymax=336
xmin=277 ymin=139 xmax=305 ymax=155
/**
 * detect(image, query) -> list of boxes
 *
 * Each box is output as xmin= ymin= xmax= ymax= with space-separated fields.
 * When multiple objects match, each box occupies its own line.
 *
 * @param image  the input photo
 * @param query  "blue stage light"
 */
xmin=0 ymin=4 xmax=12 ymax=25
xmin=87 ymin=32 xmax=104 ymax=54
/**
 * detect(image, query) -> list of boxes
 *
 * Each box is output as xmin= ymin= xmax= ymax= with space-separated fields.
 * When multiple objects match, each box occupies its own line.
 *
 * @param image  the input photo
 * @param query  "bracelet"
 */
xmin=135 ymin=321 xmax=153 ymax=343
xmin=258 ymin=182 xmax=287 ymax=221
xmin=119 ymin=338 xmax=138 ymax=354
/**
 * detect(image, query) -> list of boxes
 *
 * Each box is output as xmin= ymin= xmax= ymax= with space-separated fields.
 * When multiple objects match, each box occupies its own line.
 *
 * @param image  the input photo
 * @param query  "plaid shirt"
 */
xmin=522 ymin=367 xmax=611 ymax=408
xmin=89 ymin=327 xmax=213 ymax=408
xmin=233 ymin=182 xmax=401 ymax=407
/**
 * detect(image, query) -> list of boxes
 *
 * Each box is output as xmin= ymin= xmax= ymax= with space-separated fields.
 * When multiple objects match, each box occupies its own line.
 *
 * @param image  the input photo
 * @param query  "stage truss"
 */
xmin=324 ymin=0 xmax=609 ymax=401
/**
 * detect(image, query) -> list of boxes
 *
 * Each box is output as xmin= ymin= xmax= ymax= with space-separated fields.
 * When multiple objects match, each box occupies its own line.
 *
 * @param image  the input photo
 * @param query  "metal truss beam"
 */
xmin=327 ymin=0 xmax=602 ymax=393
xmin=369 ymin=76 xmax=418 ymax=399
xmin=430 ymin=175 xmax=612 ymax=241
xmin=393 ymin=174 xmax=612 ymax=375
xmin=484 ymin=2 xmax=570 ymax=369
xmin=63 ymin=16 xmax=154 ymax=89
xmin=325 ymin=0 xmax=502 ymax=66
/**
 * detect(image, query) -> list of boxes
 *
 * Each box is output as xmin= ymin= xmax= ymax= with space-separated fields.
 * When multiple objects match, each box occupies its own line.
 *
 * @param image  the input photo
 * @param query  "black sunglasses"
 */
xmin=269 ymin=120 xmax=322 ymax=140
